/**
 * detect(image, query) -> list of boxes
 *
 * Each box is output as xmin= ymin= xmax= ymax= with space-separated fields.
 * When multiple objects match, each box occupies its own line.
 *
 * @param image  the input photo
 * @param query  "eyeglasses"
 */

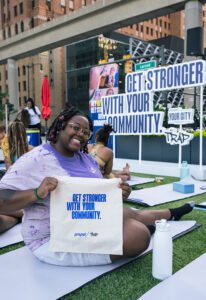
xmin=67 ymin=123 xmax=91 ymax=138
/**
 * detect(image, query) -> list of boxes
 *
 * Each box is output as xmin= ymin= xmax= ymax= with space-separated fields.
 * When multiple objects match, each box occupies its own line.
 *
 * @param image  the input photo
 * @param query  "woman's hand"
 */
xmin=37 ymin=177 xmax=58 ymax=199
xmin=119 ymin=181 xmax=131 ymax=200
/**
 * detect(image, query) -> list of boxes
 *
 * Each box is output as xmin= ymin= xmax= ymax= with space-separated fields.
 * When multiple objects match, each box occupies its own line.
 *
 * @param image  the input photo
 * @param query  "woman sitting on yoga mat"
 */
xmin=88 ymin=124 xmax=131 ymax=181
xmin=0 ymin=107 xmax=194 ymax=265
xmin=0 ymin=121 xmax=32 ymax=233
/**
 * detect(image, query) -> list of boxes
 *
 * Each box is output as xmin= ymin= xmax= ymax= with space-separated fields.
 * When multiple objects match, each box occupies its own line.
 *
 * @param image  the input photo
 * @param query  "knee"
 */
xmin=123 ymin=220 xmax=151 ymax=258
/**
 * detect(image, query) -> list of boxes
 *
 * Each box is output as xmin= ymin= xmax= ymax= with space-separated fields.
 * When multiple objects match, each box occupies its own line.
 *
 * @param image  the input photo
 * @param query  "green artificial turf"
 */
xmin=1 ymin=173 xmax=206 ymax=300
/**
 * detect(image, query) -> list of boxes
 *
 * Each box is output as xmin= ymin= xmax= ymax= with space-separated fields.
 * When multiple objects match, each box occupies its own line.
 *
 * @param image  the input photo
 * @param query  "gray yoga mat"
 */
xmin=139 ymin=253 xmax=206 ymax=300
xmin=0 ymin=221 xmax=198 ymax=300
xmin=128 ymin=177 xmax=206 ymax=206
xmin=0 ymin=224 xmax=22 ymax=249
xmin=127 ymin=176 xmax=154 ymax=186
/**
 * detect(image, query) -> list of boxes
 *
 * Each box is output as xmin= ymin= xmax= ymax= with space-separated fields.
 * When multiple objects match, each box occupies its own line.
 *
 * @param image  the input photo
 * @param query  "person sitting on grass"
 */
xmin=0 ymin=107 xmax=194 ymax=265
xmin=88 ymin=124 xmax=131 ymax=180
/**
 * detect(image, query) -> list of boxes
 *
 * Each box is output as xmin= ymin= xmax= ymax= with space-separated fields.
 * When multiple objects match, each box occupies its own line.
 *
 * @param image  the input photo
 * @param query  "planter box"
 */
xmin=115 ymin=136 xmax=206 ymax=165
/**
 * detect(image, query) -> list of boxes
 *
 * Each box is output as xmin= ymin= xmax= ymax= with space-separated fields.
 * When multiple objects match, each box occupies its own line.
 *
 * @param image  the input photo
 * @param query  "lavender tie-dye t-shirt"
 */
xmin=0 ymin=143 xmax=102 ymax=251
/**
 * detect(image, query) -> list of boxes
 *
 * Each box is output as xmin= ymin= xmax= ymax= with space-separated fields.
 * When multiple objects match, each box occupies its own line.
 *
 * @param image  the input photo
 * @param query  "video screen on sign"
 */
xmin=89 ymin=64 xmax=119 ymax=113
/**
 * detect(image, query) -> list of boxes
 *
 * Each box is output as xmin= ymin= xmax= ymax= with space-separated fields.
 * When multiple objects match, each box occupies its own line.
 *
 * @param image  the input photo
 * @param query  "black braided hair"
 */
xmin=95 ymin=124 xmax=113 ymax=146
xmin=47 ymin=106 xmax=91 ymax=153
xmin=87 ymin=114 xmax=93 ymax=141
xmin=8 ymin=121 xmax=29 ymax=162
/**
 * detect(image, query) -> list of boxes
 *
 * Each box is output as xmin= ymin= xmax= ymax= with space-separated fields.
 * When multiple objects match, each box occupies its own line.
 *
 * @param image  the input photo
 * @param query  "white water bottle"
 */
xmin=180 ymin=161 xmax=190 ymax=180
xmin=152 ymin=219 xmax=173 ymax=280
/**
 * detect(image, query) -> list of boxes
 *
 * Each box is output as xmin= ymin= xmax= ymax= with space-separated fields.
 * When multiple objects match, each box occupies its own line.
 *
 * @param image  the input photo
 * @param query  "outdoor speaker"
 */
xmin=186 ymin=27 xmax=203 ymax=56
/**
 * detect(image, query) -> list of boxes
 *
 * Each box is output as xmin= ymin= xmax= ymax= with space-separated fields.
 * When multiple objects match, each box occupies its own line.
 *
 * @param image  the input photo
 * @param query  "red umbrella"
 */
xmin=41 ymin=75 xmax=51 ymax=134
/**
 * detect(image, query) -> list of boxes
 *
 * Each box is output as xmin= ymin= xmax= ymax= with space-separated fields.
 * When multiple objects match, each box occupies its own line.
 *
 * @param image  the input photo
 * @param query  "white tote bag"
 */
xmin=50 ymin=176 xmax=123 ymax=255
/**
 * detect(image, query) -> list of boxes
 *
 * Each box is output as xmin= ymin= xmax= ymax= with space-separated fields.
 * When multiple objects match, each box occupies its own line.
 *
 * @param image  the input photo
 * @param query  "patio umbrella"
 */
xmin=41 ymin=75 xmax=51 ymax=136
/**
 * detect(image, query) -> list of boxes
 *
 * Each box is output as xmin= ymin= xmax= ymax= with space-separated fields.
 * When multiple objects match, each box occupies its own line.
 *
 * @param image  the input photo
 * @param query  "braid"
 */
xmin=47 ymin=106 xmax=91 ymax=153
xmin=8 ymin=121 xmax=29 ymax=162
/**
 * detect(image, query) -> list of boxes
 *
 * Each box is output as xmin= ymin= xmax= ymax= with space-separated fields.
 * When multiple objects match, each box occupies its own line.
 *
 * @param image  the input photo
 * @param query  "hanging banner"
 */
xmin=50 ymin=176 xmax=123 ymax=255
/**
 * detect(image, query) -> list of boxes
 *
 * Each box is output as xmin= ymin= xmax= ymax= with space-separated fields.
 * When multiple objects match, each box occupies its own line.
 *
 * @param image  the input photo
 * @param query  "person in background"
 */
xmin=88 ymin=124 xmax=131 ymax=180
xmin=8 ymin=121 xmax=33 ymax=165
xmin=0 ymin=121 xmax=32 ymax=233
xmin=0 ymin=107 xmax=194 ymax=265
xmin=0 ymin=124 xmax=10 ymax=170
xmin=15 ymin=108 xmax=30 ymax=129
xmin=26 ymin=98 xmax=42 ymax=139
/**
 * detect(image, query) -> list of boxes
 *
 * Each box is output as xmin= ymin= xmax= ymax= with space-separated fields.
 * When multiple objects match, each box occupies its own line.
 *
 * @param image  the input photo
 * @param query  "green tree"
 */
xmin=0 ymin=91 xmax=8 ymax=121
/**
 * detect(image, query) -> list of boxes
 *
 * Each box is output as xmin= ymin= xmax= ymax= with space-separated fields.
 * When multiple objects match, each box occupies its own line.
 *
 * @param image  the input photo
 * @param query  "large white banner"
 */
xmin=50 ymin=177 xmax=123 ymax=255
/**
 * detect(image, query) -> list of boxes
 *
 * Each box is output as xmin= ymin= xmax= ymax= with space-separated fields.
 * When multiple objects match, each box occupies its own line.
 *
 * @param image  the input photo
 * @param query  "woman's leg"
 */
xmin=110 ymin=203 xmax=194 ymax=262
xmin=122 ymin=203 xmax=194 ymax=225
xmin=0 ymin=215 xmax=19 ymax=234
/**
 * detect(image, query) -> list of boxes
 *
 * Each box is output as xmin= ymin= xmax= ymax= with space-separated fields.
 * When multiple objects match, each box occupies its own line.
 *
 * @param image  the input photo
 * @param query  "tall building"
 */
xmin=0 ymin=0 xmax=72 ymax=121
xmin=0 ymin=1 xmax=205 ymax=119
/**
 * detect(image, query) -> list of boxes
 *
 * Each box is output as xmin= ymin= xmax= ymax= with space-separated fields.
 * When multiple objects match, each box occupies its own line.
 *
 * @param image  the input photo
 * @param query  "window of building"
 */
xmin=19 ymin=97 xmax=22 ymax=107
xmin=23 ymin=96 xmax=27 ymax=103
xmin=18 ymin=67 xmax=20 ymax=76
xmin=3 ymin=29 xmax=6 ymax=39
xmin=30 ymin=18 xmax=34 ymax=28
xmin=46 ymin=0 xmax=51 ymax=11
xmin=22 ymin=65 xmax=26 ymax=75
xmin=69 ymin=0 xmax=74 ymax=10
xmin=164 ymin=22 xmax=167 ymax=29
xmin=146 ymin=27 xmax=149 ymax=35
xmin=18 ymin=82 xmax=21 ymax=92
xmin=21 ymin=21 xmax=24 ymax=32
xmin=8 ymin=27 xmax=11 ymax=37
xmin=31 ymin=0 xmax=35 ymax=9
xmin=19 ymin=3 xmax=23 ymax=14
xmin=82 ymin=0 xmax=86 ymax=7
xmin=23 ymin=81 xmax=26 ymax=91
xmin=168 ymin=23 xmax=171 ymax=30
xmin=3 ymin=13 xmax=6 ymax=23
xmin=8 ymin=11 xmax=10 ymax=21
xmin=15 ymin=23 xmax=18 ymax=34
xmin=0 ymin=73 xmax=1 ymax=81
xmin=14 ymin=5 xmax=18 ymax=17
xmin=2 ymin=0 xmax=5 ymax=6
xmin=5 ymin=70 xmax=8 ymax=80
xmin=160 ymin=19 xmax=162 ymax=27
xmin=151 ymin=28 xmax=153 ymax=36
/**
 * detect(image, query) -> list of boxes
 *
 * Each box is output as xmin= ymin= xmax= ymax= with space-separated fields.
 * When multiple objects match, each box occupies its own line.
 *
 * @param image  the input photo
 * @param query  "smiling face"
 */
xmin=54 ymin=115 xmax=90 ymax=157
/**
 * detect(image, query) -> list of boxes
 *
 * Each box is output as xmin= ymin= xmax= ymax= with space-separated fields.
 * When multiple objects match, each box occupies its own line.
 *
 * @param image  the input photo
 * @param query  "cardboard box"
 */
xmin=173 ymin=182 xmax=194 ymax=194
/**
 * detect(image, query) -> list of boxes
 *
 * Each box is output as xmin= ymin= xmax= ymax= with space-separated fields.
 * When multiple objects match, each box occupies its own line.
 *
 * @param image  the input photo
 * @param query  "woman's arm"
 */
xmin=0 ymin=177 xmax=58 ymax=214
xmin=103 ymin=150 xmax=114 ymax=177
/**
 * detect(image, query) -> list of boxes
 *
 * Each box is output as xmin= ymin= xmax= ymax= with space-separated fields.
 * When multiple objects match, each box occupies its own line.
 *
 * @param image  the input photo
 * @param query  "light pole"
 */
xmin=26 ymin=63 xmax=43 ymax=99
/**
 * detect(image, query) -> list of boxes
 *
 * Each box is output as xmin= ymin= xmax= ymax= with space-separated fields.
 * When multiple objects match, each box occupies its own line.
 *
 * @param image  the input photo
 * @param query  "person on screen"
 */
xmin=104 ymin=67 xmax=116 ymax=88
xmin=0 ymin=107 xmax=194 ymax=265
